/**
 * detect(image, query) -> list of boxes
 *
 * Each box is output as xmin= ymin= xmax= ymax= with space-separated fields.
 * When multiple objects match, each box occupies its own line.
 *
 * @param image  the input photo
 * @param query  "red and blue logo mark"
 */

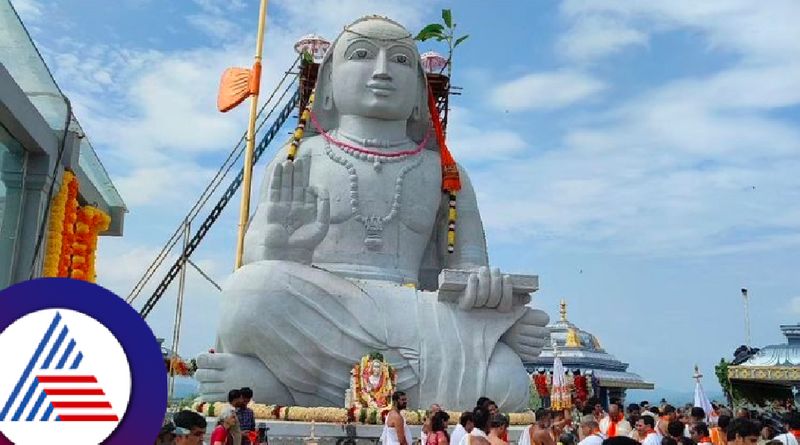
xmin=0 ymin=279 xmax=166 ymax=444
xmin=0 ymin=312 xmax=118 ymax=424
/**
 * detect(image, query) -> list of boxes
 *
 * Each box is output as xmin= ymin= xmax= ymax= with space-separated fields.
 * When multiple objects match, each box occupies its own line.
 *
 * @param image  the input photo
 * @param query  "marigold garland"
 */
xmin=71 ymin=205 xmax=111 ymax=282
xmin=59 ymin=174 xmax=79 ymax=277
xmin=43 ymin=171 xmax=75 ymax=277
xmin=287 ymin=91 xmax=315 ymax=161
xmin=42 ymin=171 xmax=111 ymax=282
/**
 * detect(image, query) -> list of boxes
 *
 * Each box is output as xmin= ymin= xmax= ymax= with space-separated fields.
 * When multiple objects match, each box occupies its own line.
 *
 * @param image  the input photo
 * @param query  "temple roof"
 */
xmin=728 ymin=325 xmax=800 ymax=383
xmin=524 ymin=300 xmax=654 ymax=390
xmin=737 ymin=325 xmax=800 ymax=367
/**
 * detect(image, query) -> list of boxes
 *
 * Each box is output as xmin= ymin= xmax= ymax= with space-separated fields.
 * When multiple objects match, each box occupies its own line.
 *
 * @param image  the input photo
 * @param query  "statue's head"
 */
xmin=370 ymin=359 xmax=382 ymax=376
xmin=311 ymin=15 xmax=431 ymax=143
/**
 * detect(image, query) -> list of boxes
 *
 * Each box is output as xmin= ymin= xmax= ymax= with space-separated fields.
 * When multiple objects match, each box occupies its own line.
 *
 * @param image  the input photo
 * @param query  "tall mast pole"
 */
xmin=741 ymin=288 xmax=751 ymax=347
xmin=234 ymin=0 xmax=269 ymax=269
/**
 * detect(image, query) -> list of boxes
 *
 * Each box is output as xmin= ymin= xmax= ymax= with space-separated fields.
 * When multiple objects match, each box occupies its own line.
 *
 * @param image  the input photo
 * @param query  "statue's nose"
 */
xmin=372 ymin=48 xmax=391 ymax=80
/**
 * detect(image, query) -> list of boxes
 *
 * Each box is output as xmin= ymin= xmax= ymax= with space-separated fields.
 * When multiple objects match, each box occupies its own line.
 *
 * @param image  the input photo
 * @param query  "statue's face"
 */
xmin=370 ymin=359 xmax=382 ymax=376
xmin=330 ymin=19 xmax=420 ymax=121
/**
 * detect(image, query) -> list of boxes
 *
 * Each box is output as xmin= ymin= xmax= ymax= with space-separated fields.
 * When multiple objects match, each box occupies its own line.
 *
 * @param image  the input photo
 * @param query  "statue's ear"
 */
xmin=408 ymin=64 xmax=432 ymax=146
xmin=318 ymin=56 xmax=335 ymax=111
xmin=415 ymin=67 xmax=427 ymax=120
xmin=308 ymin=42 xmax=338 ymax=136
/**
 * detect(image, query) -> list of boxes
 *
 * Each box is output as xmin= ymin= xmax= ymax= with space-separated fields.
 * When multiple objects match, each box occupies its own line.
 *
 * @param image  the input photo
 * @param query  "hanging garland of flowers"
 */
xmin=70 ymin=208 xmax=91 ymax=281
xmin=57 ymin=172 xmax=80 ymax=277
xmin=287 ymin=91 xmax=315 ymax=161
xmin=43 ymin=171 xmax=75 ymax=277
xmin=43 ymin=171 xmax=112 ymax=282
xmin=68 ymin=205 xmax=111 ymax=282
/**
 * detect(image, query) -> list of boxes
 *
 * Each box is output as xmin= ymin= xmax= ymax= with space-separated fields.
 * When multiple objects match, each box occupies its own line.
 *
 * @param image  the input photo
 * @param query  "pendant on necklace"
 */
xmin=373 ymin=159 xmax=382 ymax=171
xmin=364 ymin=216 xmax=384 ymax=251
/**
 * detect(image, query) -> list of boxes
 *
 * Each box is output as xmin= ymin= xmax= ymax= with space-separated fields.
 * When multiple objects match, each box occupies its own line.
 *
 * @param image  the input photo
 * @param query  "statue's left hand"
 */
xmin=458 ymin=266 xmax=515 ymax=312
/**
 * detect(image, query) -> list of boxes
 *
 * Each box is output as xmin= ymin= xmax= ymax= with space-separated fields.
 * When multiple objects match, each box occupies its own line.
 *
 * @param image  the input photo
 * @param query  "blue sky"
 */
xmin=11 ymin=0 xmax=800 ymax=399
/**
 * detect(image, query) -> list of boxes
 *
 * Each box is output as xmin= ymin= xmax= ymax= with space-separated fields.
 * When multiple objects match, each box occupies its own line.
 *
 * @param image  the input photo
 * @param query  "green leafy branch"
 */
xmin=415 ymin=9 xmax=469 ymax=78
xmin=715 ymin=358 xmax=742 ymax=407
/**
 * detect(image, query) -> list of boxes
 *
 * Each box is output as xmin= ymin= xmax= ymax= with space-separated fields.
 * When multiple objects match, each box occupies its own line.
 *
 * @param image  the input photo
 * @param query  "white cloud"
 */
xmin=475 ymin=65 xmax=800 ymax=256
xmin=9 ymin=0 xmax=42 ymax=21
xmin=114 ymin=164 xmax=218 ymax=208
xmin=445 ymin=107 xmax=528 ymax=162
xmin=272 ymin=0 xmax=436 ymax=38
xmin=192 ymin=0 xmax=246 ymax=16
xmin=187 ymin=0 xmax=248 ymax=40
xmin=466 ymin=0 xmax=800 ymax=257
xmin=559 ymin=0 xmax=800 ymax=64
xmin=558 ymin=15 xmax=648 ymax=62
xmin=490 ymin=70 xmax=605 ymax=112
xmin=187 ymin=14 xmax=240 ymax=40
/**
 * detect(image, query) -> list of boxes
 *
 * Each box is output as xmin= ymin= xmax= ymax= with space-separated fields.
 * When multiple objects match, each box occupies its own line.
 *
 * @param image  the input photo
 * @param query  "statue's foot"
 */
xmin=501 ymin=308 xmax=550 ymax=361
xmin=195 ymin=352 xmax=294 ymax=405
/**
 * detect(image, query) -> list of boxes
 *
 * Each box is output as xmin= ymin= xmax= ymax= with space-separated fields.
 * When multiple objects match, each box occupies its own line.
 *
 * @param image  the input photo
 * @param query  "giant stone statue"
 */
xmin=196 ymin=15 xmax=550 ymax=411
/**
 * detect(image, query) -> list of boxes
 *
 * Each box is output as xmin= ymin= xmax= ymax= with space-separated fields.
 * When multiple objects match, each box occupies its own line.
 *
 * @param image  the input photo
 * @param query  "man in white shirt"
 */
xmin=578 ymin=420 xmax=604 ymax=445
xmin=636 ymin=416 xmax=662 ymax=445
xmin=460 ymin=408 xmax=490 ymax=445
xmin=774 ymin=414 xmax=800 ymax=445
xmin=452 ymin=412 xmax=475 ymax=445
xmin=600 ymin=403 xmax=632 ymax=438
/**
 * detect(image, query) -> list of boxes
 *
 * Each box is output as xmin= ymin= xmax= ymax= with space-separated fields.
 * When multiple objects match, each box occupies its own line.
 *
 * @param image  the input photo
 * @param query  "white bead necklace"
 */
xmin=323 ymin=139 xmax=424 ymax=250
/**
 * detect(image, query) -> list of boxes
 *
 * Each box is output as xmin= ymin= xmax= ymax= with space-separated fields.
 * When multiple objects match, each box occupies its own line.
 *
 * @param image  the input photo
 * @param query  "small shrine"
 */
xmin=346 ymin=352 xmax=397 ymax=409
xmin=525 ymin=300 xmax=654 ymax=408
xmin=726 ymin=324 xmax=800 ymax=406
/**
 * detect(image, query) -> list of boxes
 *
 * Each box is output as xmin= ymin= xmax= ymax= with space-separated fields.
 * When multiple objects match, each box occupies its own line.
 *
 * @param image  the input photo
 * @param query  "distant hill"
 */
xmin=627 ymin=388 xmax=726 ymax=406
xmin=170 ymin=378 xmax=199 ymax=401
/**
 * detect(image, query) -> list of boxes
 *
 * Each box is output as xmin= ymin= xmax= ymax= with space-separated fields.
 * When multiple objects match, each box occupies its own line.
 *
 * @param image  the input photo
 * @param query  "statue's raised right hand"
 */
xmin=263 ymin=159 xmax=330 ymax=264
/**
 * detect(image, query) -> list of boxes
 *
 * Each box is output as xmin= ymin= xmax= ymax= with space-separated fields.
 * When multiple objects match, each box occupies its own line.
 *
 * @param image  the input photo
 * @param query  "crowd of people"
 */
xmin=156 ymin=388 xmax=800 ymax=445
xmin=381 ymin=393 xmax=800 ymax=445
xmin=527 ymin=398 xmax=800 ymax=445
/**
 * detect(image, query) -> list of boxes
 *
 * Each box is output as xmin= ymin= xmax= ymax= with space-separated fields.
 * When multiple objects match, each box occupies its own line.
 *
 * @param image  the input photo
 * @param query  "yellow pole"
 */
xmin=235 ymin=0 xmax=269 ymax=269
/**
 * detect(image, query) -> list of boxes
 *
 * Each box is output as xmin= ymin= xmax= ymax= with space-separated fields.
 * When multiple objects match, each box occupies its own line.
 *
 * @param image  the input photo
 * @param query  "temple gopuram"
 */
xmin=525 ymin=300 xmax=654 ymax=407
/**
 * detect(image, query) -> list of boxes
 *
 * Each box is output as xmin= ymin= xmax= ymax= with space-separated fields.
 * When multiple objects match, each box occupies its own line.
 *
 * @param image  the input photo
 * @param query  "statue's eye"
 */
xmin=393 ymin=54 xmax=409 ymax=65
xmin=349 ymin=49 xmax=369 ymax=60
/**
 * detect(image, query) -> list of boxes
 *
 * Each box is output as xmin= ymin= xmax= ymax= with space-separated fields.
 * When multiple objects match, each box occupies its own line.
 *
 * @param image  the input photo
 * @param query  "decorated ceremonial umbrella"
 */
xmin=694 ymin=365 xmax=715 ymax=422
xmin=551 ymin=343 xmax=572 ymax=411
xmin=294 ymin=34 xmax=331 ymax=62
xmin=420 ymin=51 xmax=447 ymax=74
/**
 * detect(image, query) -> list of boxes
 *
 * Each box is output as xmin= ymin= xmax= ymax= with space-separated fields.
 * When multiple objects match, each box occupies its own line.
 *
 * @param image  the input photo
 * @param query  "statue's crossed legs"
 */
xmin=196 ymin=260 xmax=547 ymax=411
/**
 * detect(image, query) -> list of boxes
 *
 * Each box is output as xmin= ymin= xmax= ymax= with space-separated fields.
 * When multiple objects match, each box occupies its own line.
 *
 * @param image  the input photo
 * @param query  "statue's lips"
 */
xmin=366 ymin=82 xmax=395 ymax=97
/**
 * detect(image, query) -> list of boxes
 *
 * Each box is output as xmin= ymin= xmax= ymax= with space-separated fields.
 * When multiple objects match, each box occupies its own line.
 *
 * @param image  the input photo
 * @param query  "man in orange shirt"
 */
xmin=711 ymin=415 xmax=731 ymax=445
